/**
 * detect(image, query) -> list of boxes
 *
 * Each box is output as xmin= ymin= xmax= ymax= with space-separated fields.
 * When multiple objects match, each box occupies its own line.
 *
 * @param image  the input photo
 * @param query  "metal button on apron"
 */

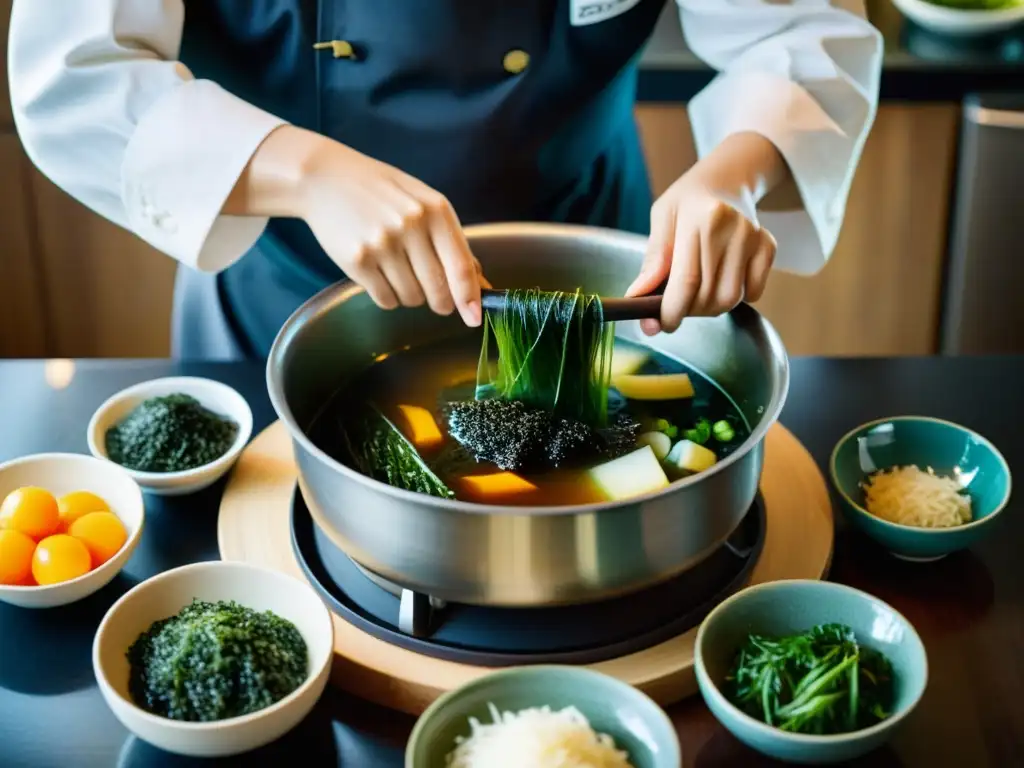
xmin=313 ymin=40 xmax=355 ymax=59
xmin=503 ymin=49 xmax=530 ymax=74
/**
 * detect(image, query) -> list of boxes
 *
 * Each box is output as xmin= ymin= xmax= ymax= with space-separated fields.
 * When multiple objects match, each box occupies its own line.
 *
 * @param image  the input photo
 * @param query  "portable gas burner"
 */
xmin=290 ymin=488 xmax=766 ymax=666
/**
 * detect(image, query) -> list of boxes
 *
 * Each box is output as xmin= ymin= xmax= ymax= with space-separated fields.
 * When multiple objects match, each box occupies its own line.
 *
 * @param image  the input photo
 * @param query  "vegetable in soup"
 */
xmin=310 ymin=310 xmax=749 ymax=507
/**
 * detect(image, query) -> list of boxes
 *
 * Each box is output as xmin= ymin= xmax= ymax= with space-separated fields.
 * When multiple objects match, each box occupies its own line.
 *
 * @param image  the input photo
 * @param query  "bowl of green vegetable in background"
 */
xmin=694 ymin=579 xmax=928 ymax=765
xmin=87 ymin=376 xmax=253 ymax=496
xmin=891 ymin=0 xmax=1024 ymax=36
xmin=93 ymin=561 xmax=334 ymax=758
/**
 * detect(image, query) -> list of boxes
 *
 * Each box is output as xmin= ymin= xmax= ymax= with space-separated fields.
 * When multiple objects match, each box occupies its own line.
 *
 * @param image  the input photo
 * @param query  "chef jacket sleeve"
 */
xmin=8 ymin=0 xmax=288 ymax=272
xmin=676 ymin=0 xmax=883 ymax=274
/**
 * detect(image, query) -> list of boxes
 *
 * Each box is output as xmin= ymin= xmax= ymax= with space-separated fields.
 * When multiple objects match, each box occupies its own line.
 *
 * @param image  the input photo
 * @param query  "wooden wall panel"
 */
xmin=0 ymin=135 xmax=48 ymax=357
xmin=0 ymin=0 xmax=13 ymax=129
xmin=635 ymin=104 xmax=959 ymax=356
xmin=28 ymin=173 xmax=177 ymax=358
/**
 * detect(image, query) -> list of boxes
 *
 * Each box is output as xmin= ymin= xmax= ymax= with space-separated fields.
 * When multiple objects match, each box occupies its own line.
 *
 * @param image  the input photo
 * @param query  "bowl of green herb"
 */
xmin=93 ymin=561 xmax=334 ymax=758
xmin=87 ymin=377 xmax=253 ymax=496
xmin=694 ymin=580 xmax=928 ymax=765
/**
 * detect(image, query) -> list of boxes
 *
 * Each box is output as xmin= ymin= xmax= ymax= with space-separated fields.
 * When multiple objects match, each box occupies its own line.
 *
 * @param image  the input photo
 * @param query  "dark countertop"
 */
xmin=638 ymin=0 xmax=1024 ymax=102
xmin=1 ymin=357 xmax=1022 ymax=767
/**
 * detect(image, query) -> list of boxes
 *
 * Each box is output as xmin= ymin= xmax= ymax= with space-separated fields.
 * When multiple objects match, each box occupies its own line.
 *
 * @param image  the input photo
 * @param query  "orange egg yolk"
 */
xmin=0 ymin=529 xmax=37 ymax=585
xmin=0 ymin=486 xmax=59 ymax=540
xmin=68 ymin=511 xmax=127 ymax=567
xmin=32 ymin=534 xmax=92 ymax=585
xmin=57 ymin=490 xmax=111 ymax=531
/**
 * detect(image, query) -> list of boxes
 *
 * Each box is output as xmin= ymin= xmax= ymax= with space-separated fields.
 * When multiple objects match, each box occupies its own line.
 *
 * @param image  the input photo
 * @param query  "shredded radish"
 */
xmin=446 ymin=703 xmax=635 ymax=768
xmin=862 ymin=465 xmax=972 ymax=529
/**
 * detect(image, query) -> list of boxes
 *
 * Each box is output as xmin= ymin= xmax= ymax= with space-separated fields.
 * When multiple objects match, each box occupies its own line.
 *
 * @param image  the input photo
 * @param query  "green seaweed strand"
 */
xmin=476 ymin=287 xmax=613 ymax=427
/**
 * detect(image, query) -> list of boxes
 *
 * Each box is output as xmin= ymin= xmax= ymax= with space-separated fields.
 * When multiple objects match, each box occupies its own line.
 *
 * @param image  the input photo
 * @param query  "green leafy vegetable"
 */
xmin=683 ymin=418 xmax=712 ymax=445
xmin=477 ymin=287 xmax=613 ymax=427
xmin=105 ymin=393 xmax=239 ymax=473
xmin=344 ymin=404 xmax=455 ymax=499
xmin=712 ymin=419 xmax=736 ymax=442
xmin=127 ymin=600 xmax=308 ymax=722
xmin=726 ymin=623 xmax=894 ymax=735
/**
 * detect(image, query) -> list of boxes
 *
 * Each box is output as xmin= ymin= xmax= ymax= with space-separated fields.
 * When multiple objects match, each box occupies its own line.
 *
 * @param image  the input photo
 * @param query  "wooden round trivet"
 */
xmin=218 ymin=421 xmax=833 ymax=716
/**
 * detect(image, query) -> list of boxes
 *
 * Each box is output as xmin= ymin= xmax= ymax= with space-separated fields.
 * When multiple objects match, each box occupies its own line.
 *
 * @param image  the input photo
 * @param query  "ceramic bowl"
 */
xmin=93 ymin=561 xmax=334 ymax=758
xmin=0 ymin=453 xmax=144 ymax=609
xmin=405 ymin=665 xmax=681 ymax=768
xmin=695 ymin=580 xmax=928 ymax=765
xmin=87 ymin=376 xmax=253 ymax=496
xmin=830 ymin=416 xmax=1011 ymax=562
xmin=892 ymin=0 xmax=1024 ymax=36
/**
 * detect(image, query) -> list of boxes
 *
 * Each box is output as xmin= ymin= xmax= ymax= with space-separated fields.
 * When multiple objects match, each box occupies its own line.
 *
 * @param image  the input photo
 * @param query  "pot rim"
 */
xmin=266 ymin=222 xmax=790 ymax=517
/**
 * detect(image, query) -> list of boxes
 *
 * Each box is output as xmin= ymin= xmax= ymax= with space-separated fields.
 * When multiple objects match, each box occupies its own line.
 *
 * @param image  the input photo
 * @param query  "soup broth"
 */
xmin=308 ymin=334 xmax=750 ymax=507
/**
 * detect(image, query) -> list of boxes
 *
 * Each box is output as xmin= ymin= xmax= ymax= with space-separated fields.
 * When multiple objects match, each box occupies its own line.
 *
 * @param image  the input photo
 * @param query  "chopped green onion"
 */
xmin=683 ymin=418 xmax=711 ymax=445
xmin=712 ymin=419 xmax=736 ymax=442
xmin=654 ymin=418 xmax=679 ymax=439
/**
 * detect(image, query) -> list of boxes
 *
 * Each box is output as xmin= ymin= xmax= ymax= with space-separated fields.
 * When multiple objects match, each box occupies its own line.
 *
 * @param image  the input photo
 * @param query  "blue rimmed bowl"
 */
xmin=830 ymin=416 xmax=1011 ymax=562
xmin=405 ymin=665 xmax=681 ymax=768
xmin=695 ymin=580 xmax=928 ymax=765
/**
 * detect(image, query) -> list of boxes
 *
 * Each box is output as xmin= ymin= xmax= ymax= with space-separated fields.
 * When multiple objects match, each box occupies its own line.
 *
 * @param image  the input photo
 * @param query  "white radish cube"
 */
xmin=666 ymin=439 xmax=718 ymax=474
xmin=588 ymin=445 xmax=670 ymax=501
xmin=636 ymin=431 xmax=672 ymax=461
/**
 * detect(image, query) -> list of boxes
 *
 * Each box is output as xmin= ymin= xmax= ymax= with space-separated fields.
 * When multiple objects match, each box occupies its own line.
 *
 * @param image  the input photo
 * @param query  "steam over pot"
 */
xmin=267 ymin=223 xmax=789 ymax=607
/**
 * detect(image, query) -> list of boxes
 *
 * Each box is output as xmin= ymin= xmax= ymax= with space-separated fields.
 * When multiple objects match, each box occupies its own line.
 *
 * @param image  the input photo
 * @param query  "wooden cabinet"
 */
xmin=29 ymin=174 xmax=177 ymax=358
xmin=635 ymin=104 xmax=959 ymax=357
xmin=0 ymin=135 xmax=47 ymax=357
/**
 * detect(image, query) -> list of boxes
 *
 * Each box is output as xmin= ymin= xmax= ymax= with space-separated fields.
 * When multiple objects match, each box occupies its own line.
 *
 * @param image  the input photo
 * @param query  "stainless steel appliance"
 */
xmin=267 ymin=223 xmax=789 ymax=607
xmin=942 ymin=94 xmax=1024 ymax=354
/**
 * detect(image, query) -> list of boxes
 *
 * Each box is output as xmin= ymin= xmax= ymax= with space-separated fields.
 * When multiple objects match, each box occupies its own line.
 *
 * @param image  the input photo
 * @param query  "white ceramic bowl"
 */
xmin=892 ymin=0 xmax=1024 ymax=36
xmin=87 ymin=376 xmax=253 ymax=496
xmin=93 ymin=561 xmax=334 ymax=758
xmin=0 ymin=453 xmax=144 ymax=609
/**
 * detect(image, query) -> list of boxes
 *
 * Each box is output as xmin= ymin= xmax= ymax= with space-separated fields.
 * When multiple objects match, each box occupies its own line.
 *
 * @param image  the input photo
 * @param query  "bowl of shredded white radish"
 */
xmin=404 ymin=666 xmax=681 ymax=768
xmin=830 ymin=416 xmax=1011 ymax=562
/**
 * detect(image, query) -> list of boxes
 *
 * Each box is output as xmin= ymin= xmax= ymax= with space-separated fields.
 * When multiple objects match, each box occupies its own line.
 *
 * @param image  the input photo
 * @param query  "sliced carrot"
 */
xmin=459 ymin=472 xmax=538 ymax=502
xmin=396 ymin=404 xmax=444 ymax=451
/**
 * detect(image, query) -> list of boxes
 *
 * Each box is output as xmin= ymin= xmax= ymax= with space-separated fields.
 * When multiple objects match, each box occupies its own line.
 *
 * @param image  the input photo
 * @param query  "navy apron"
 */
xmin=174 ymin=0 xmax=666 ymax=360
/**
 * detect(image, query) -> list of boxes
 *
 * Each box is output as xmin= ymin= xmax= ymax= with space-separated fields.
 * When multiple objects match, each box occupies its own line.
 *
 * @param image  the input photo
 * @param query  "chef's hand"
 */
xmin=228 ymin=126 xmax=485 ymax=327
xmin=625 ymin=132 xmax=785 ymax=335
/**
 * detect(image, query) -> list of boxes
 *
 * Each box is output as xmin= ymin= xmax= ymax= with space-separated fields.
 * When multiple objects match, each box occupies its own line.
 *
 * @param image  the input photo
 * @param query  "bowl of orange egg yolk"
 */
xmin=0 ymin=453 xmax=144 ymax=609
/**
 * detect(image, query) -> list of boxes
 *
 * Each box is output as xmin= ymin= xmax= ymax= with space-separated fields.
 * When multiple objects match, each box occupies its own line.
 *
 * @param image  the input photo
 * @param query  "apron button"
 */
xmin=313 ymin=40 xmax=356 ymax=59
xmin=503 ymin=49 xmax=530 ymax=74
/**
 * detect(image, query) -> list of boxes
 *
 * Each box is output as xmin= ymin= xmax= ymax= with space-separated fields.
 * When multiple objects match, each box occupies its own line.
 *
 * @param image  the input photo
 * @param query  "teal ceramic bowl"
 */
xmin=695 ymin=580 xmax=928 ymax=765
xmin=830 ymin=416 xmax=1011 ymax=561
xmin=405 ymin=665 xmax=681 ymax=768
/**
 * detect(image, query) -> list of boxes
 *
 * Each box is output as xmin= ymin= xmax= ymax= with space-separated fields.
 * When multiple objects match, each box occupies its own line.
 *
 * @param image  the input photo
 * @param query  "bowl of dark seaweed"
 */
xmin=694 ymin=579 xmax=928 ymax=765
xmin=87 ymin=377 xmax=253 ymax=496
xmin=268 ymin=222 xmax=789 ymax=607
xmin=93 ymin=561 xmax=334 ymax=758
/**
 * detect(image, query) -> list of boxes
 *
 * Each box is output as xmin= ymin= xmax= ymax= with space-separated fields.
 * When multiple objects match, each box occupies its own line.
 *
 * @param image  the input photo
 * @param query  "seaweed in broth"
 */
xmin=308 ymin=334 xmax=750 ymax=507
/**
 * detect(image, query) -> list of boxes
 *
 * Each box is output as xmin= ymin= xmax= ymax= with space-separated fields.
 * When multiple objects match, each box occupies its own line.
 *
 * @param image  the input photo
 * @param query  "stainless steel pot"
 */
xmin=267 ymin=223 xmax=789 ymax=607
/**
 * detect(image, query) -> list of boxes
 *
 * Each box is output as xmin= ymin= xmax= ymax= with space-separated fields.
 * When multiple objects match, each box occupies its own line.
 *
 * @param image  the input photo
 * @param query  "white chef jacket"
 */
xmin=8 ymin=1 xmax=882 ymax=277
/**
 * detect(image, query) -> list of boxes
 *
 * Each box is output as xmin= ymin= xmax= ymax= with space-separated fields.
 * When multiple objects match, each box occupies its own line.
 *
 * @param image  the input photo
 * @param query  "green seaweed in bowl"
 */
xmin=127 ymin=599 xmax=308 ymax=722
xmin=726 ymin=623 xmax=895 ymax=735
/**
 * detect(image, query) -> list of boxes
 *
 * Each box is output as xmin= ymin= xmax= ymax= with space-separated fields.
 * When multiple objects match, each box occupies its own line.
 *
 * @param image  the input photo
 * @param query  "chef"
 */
xmin=9 ymin=1 xmax=881 ymax=360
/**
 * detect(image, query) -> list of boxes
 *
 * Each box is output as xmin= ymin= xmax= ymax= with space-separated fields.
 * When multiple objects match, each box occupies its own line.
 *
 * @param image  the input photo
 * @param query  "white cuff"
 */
xmin=688 ymin=71 xmax=871 ymax=275
xmin=121 ymin=79 xmax=288 ymax=273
